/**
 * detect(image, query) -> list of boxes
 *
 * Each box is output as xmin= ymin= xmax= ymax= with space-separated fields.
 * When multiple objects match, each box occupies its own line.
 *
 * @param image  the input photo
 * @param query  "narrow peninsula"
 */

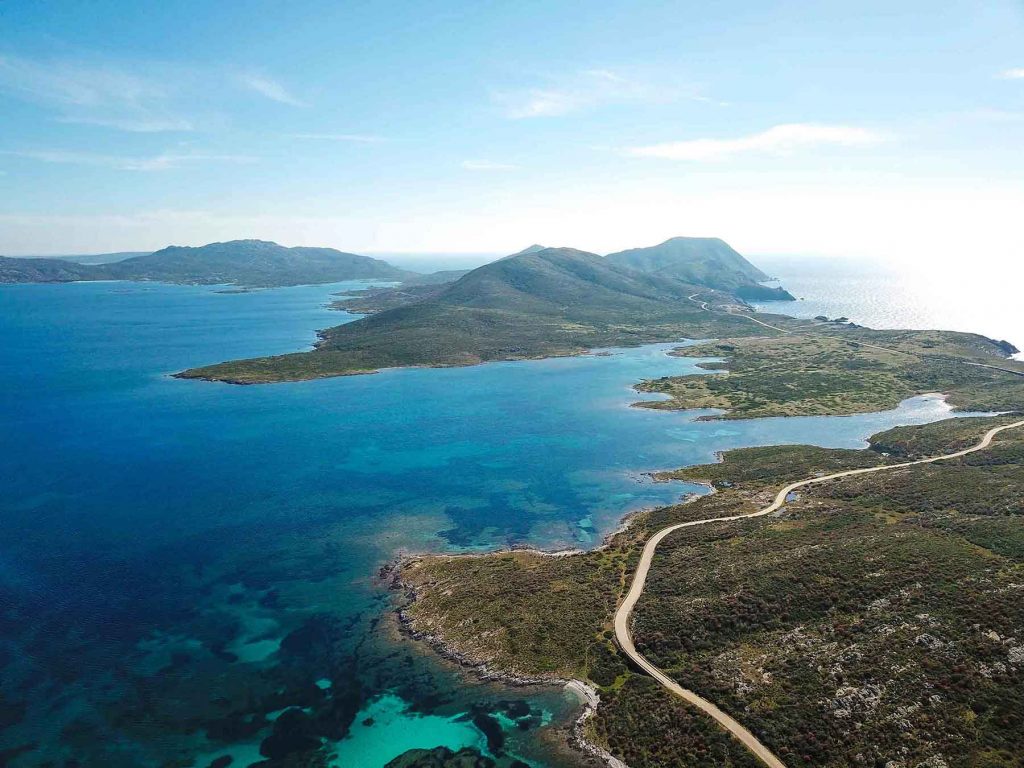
xmin=176 ymin=238 xmax=799 ymax=383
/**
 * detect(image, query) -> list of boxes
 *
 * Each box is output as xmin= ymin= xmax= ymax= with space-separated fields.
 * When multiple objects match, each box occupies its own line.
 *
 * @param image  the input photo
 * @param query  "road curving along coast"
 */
xmin=613 ymin=418 xmax=1024 ymax=768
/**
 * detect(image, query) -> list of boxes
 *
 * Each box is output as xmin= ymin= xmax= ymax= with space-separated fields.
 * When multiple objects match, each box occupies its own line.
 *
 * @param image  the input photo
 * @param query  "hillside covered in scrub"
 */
xmin=398 ymin=414 xmax=1024 ymax=768
xmin=178 ymin=245 xmax=766 ymax=383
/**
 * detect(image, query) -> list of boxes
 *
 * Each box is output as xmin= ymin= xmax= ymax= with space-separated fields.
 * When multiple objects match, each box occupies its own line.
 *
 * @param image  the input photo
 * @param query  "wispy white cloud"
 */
xmin=0 ymin=53 xmax=163 ymax=106
xmin=461 ymin=160 xmax=519 ymax=171
xmin=0 ymin=53 xmax=313 ymax=131
xmin=239 ymin=73 xmax=306 ymax=106
xmin=0 ymin=53 xmax=195 ymax=132
xmin=289 ymin=133 xmax=384 ymax=143
xmin=626 ymin=123 xmax=886 ymax=162
xmin=499 ymin=89 xmax=582 ymax=119
xmin=999 ymin=68 xmax=1024 ymax=80
xmin=57 ymin=114 xmax=196 ymax=132
xmin=493 ymin=68 xmax=683 ymax=119
xmin=1 ymin=148 xmax=256 ymax=172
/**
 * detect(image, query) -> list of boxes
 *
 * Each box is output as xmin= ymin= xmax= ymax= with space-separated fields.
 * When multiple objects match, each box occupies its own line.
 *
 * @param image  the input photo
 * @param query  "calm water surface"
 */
xmin=0 ymin=280 xmax=983 ymax=767
xmin=754 ymin=256 xmax=1024 ymax=358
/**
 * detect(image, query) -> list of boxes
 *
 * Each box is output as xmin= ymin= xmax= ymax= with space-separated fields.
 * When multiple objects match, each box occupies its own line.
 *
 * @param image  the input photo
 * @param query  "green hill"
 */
xmin=105 ymin=239 xmax=410 ymax=285
xmin=178 ymin=247 xmax=759 ymax=383
xmin=606 ymin=236 xmax=794 ymax=300
xmin=0 ymin=255 xmax=96 ymax=283
xmin=0 ymin=240 xmax=410 ymax=286
xmin=440 ymin=246 xmax=702 ymax=311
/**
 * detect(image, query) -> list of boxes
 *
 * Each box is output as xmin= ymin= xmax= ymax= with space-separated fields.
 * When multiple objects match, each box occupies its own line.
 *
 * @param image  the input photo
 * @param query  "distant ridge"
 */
xmin=401 ymin=269 xmax=471 ymax=286
xmin=0 ymin=255 xmax=97 ymax=283
xmin=607 ymin=236 xmax=795 ymax=301
xmin=511 ymin=244 xmax=549 ymax=256
xmin=607 ymin=236 xmax=767 ymax=281
xmin=12 ymin=251 xmax=150 ymax=265
xmin=0 ymin=239 xmax=411 ymax=287
xmin=178 ymin=245 xmax=759 ymax=383
xmin=105 ymin=240 xmax=411 ymax=286
xmin=1 ymin=236 xmax=792 ymax=300
xmin=353 ymin=236 xmax=796 ymax=314
xmin=3 ymin=233 xmax=798 ymax=384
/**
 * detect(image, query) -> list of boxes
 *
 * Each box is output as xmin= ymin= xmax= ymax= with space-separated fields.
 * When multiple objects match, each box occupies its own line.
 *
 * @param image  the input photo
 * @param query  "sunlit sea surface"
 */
xmin=754 ymin=256 xmax=1024 ymax=359
xmin=0 ymin=275 xmax=996 ymax=767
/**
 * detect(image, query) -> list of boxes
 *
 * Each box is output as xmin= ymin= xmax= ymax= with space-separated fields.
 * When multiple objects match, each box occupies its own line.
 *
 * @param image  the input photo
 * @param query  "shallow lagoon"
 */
xmin=0 ymin=281 xmax=981 ymax=767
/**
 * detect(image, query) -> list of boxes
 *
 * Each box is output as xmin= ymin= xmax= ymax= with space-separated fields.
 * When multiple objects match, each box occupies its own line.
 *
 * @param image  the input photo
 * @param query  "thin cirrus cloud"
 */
xmin=238 ymin=73 xmax=306 ymax=106
xmin=999 ymin=68 xmax=1024 ymax=80
xmin=0 ymin=53 xmax=195 ymax=132
xmin=57 ymin=114 xmax=196 ymax=133
xmin=1 ymin=148 xmax=256 ymax=172
xmin=0 ymin=52 xmax=310 ymax=134
xmin=0 ymin=53 xmax=164 ymax=107
xmin=461 ymin=160 xmax=519 ymax=171
xmin=626 ymin=123 xmax=887 ymax=162
xmin=493 ymin=68 xmax=683 ymax=119
xmin=289 ymin=133 xmax=385 ymax=143
xmin=498 ymin=87 xmax=586 ymax=119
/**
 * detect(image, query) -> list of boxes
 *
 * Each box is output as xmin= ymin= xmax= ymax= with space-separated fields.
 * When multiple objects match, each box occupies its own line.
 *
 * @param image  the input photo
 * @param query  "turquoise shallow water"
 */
xmin=330 ymin=695 xmax=488 ymax=766
xmin=0 ymin=280 xmax=985 ymax=767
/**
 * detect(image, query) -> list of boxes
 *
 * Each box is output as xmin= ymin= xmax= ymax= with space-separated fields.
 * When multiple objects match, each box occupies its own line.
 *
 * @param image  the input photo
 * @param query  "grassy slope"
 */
xmin=398 ymin=415 xmax=1024 ymax=768
xmin=177 ymin=248 xmax=758 ymax=383
xmin=636 ymin=329 xmax=1024 ymax=419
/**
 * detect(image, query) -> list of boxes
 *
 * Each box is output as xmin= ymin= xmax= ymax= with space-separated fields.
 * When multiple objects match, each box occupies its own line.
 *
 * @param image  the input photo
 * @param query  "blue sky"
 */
xmin=1 ymin=0 xmax=1023 ymax=262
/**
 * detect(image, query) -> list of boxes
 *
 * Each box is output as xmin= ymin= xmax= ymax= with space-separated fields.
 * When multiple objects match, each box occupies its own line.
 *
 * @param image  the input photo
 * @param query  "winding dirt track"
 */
xmin=613 ymin=419 xmax=1024 ymax=768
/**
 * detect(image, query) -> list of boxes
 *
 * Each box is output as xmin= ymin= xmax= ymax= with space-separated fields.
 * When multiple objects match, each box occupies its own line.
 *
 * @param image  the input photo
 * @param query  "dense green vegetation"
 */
xmin=633 ymin=418 xmax=1024 ymax=767
xmin=400 ymin=548 xmax=628 ymax=680
xmin=0 ymin=239 xmax=410 ymax=286
xmin=637 ymin=330 xmax=1024 ymax=419
xmin=178 ymin=247 xmax=758 ymax=383
xmin=592 ymin=677 xmax=761 ymax=768
xmin=398 ymin=415 xmax=1024 ymax=768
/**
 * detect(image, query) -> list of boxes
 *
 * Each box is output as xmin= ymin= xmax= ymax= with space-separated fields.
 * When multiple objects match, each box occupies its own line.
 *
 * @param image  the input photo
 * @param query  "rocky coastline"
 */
xmin=382 ymin=559 xmax=627 ymax=768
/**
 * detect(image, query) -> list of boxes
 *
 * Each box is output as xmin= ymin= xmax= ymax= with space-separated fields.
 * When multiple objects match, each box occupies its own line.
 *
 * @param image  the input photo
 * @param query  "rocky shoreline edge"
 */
xmin=380 ymin=556 xmax=628 ymax=768
xmin=376 ymin=488 xmax=719 ymax=768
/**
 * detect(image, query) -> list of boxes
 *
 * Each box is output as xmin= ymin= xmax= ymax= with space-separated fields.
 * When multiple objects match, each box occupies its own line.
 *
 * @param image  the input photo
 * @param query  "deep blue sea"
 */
xmin=0 ymin=279 xmax=983 ymax=767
